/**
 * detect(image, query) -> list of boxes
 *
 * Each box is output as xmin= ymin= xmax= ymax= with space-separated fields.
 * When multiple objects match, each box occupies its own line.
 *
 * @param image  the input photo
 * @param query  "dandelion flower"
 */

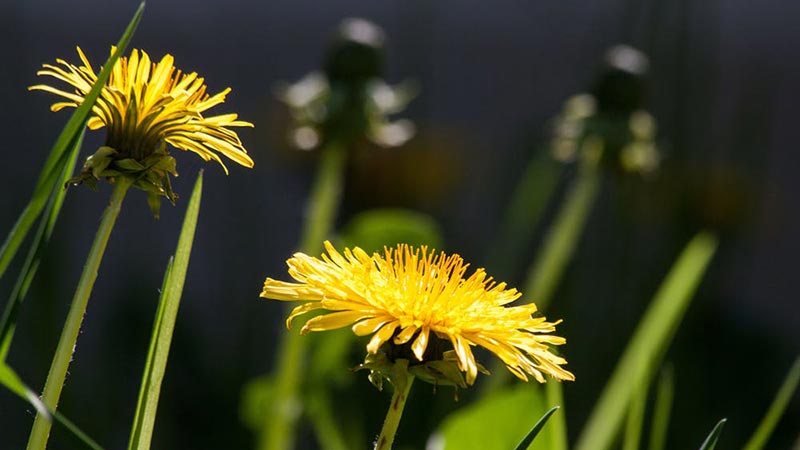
xmin=30 ymin=46 xmax=254 ymax=212
xmin=261 ymin=241 xmax=574 ymax=385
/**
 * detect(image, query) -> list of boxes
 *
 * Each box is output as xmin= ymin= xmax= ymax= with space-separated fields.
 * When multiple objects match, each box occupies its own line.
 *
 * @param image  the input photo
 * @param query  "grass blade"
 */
xmin=128 ymin=171 xmax=203 ymax=450
xmin=622 ymin=380 xmax=647 ymax=450
xmin=0 ymin=0 xmax=145 ymax=279
xmin=574 ymin=232 xmax=718 ymax=450
xmin=0 ymin=130 xmax=82 ymax=362
xmin=698 ymin=419 xmax=726 ymax=450
xmin=742 ymin=356 xmax=800 ymax=450
xmin=648 ymin=365 xmax=674 ymax=450
xmin=0 ymin=363 xmax=105 ymax=450
xmin=512 ymin=406 xmax=560 ymax=450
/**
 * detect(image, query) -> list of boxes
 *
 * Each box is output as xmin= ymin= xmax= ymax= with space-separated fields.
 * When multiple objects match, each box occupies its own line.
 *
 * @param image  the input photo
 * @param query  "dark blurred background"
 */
xmin=0 ymin=0 xmax=798 ymax=449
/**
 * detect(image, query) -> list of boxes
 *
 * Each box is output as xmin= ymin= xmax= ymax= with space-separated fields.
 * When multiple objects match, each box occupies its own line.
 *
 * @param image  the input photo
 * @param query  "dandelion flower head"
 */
xmin=261 ymin=241 xmax=575 ymax=385
xmin=30 ymin=46 xmax=254 ymax=173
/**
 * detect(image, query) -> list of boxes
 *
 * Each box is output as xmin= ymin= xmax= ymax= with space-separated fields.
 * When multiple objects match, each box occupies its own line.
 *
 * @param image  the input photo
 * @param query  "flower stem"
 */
xmin=375 ymin=366 xmax=414 ymax=450
xmin=27 ymin=176 xmax=133 ymax=450
xmin=260 ymin=142 xmax=346 ymax=450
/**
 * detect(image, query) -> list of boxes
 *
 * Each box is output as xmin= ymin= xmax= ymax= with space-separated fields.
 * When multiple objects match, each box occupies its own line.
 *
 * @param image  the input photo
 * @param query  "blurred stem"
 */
xmin=484 ymin=152 xmax=562 ymax=280
xmin=375 ymin=362 xmax=414 ymax=450
xmin=260 ymin=142 xmax=346 ymax=450
xmin=521 ymin=137 xmax=603 ymax=310
xmin=483 ymin=138 xmax=602 ymax=394
xmin=546 ymin=381 xmax=568 ymax=450
xmin=27 ymin=176 xmax=133 ymax=450
xmin=307 ymin=390 xmax=351 ymax=450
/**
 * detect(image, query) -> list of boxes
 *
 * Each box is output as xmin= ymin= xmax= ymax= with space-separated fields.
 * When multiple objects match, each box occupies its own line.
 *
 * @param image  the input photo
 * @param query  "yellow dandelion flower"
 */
xmin=261 ymin=241 xmax=575 ymax=385
xmin=30 ymin=46 xmax=254 ymax=173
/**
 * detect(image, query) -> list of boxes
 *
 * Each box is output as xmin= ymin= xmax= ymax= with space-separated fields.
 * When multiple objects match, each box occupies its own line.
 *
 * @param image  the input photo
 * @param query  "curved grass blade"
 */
xmin=513 ymin=406 xmax=560 ymax=450
xmin=0 ymin=363 xmax=105 ymax=450
xmin=0 ymin=130 xmax=82 ymax=362
xmin=128 ymin=171 xmax=203 ymax=450
xmin=698 ymin=419 xmax=726 ymax=450
xmin=742 ymin=356 xmax=800 ymax=450
xmin=574 ymin=232 xmax=718 ymax=450
xmin=0 ymin=0 xmax=146 ymax=280
xmin=648 ymin=365 xmax=674 ymax=450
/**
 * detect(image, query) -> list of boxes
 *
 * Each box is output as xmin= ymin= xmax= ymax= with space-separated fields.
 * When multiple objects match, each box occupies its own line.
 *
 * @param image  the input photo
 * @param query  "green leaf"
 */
xmin=339 ymin=208 xmax=443 ymax=253
xmin=429 ymin=384 xmax=548 ymax=450
xmin=0 ymin=130 xmax=82 ymax=362
xmin=742 ymin=356 xmax=800 ymax=450
xmin=128 ymin=171 xmax=203 ymax=450
xmin=648 ymin=365 xmax=674 ymax=450
xmin=0 ymin=1 xmax=145 ymax=280
xmin=698 ymin=419 xmax=726 ymax=450
xmin=0 ymin=363 xmax=105 ymax=450
xmin=574 ymin=232 xmax=718 ymax=450
xmin=512 ymin=406 xmax=560 ymax=450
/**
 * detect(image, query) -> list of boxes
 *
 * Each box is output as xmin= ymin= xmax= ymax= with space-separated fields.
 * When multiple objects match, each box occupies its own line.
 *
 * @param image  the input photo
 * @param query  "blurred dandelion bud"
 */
xmin=277 ymin=18 xmax=415 ymax=151
xmin=550 ymin=44 xmax=660 ymax=176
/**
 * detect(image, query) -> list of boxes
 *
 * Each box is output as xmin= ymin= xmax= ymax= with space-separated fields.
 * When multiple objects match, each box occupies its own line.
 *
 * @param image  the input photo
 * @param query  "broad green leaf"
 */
xmin=513 ymin=406 xmax=560 ymax=450
xmin=0 ymin=130 xmax=82 ymax=362
xmin=128 ymin=171 xmax=203 ymax=450
xmin=742 ymin=356 xmax=800 ymax=450
xmin=574 ymin=232 xmax=718 ymax=450
xmin=0 ymin=1 xmax=145 ymax=280
xmin=429 ymin=384 xmax=548 ymax=450
xmin=698 ymin=419 xmax=726 ymax=450
xmin=0 ymin=363 xmax=105 ymax=450
xmin=339 ymin=208 xmax=443 ymax=253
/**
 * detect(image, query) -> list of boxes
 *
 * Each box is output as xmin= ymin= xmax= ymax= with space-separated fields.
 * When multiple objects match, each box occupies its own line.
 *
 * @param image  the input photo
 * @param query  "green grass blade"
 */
xmin=128 ymin=171 xmax=203 ymax=450
xmin=742 ymin=356 xmax=800 ymax=450
xmin=698 ymin=419 xmax=726 ymax=450
xmin=648 ymin=365 xmax=674 ymax=450
xmin=0 ymin=130 xmax=82 ymax=362
xmin=574 ymin=232 xmax=718 ymax=450
xmin=622 ymin=380 xmax=647 ymax=450
xmin=513 ymin=406 xmax=560 ymax=450
xmin=0 ymin=0 xmax=145 ymax=279
xmin=0 ymin=363 xmax=105 ymax=450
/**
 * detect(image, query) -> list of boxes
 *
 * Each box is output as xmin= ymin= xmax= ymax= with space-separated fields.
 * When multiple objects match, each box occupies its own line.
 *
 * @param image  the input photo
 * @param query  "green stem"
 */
xmin=260 ymin=142 xmax=346 ymax=450
xmin=374 ymin=368 xmax=414 ymax=450
xmin=482 ymin=138 xmax=602 ymax=395
xmin=521 ymin=137 xmax=602 ymax=311
xmin=27 ymin=176 xmax=133 ymax=450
